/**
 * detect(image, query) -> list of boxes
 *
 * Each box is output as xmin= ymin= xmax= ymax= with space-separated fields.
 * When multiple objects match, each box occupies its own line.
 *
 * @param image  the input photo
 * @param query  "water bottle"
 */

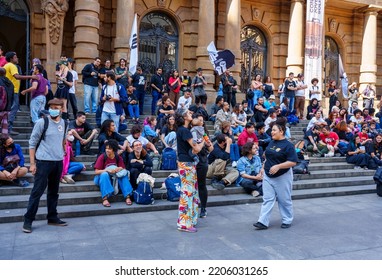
xmin=75 ymin=140 xmax=81 ymax=156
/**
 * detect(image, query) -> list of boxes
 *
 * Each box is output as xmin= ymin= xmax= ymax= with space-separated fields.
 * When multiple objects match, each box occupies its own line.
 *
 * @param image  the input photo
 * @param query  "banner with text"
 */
xmin=304 ymin=0 xmax=324 ymax=99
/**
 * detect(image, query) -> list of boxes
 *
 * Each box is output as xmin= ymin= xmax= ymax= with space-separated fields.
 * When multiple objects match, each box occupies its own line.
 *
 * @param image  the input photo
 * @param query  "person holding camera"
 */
xmin=99 ymin=72 xmax=127 ymax=132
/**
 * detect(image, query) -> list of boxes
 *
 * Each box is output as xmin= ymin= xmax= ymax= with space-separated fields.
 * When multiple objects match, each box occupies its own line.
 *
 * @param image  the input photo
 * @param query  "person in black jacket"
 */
xmin=81 ymin=57 xmax=101 ymax=114
xmin=0 ymin=67 xmax=14 ymax=135
xmin=126 ymin=140 xmax=153 ymax=189
xmin=150 ymin=67 xmax=165 ymax=115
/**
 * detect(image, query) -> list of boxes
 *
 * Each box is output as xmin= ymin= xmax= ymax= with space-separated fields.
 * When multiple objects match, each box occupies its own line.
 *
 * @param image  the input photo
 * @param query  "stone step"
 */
xmin=309 ymin=162 xmax=355 ymax=171
xmin=292 ymin=175 xmax=374 ymax=189
xmin=0 ymin=184 xmax=376 ymax=224
xmin=308 ymin=156 xmax=347 ymax=163
xmin=294 ymin=169 xmax=374 ymax=180
xmin=0 ymin=184 xmax=248 ymax=210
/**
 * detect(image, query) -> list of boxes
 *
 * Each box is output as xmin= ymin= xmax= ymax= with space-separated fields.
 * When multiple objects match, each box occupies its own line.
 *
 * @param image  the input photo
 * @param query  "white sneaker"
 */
xmin=60 ymin=178 xmax=68 ymax=184
xmin=63 ymin=174 xmax=75 ymax=184
xmin=251 ymin=190 xmax=260 ymax=197
xmin=232 ymin=161 xmax=237 ymax=168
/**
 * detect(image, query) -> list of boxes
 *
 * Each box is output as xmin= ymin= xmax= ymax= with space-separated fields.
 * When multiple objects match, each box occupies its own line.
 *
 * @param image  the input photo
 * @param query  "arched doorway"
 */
xmin=324 ymin=36 xmax=340 ymax=86
xmin=0 ymin=0 xmax=29 ymax=103
xmin=240 ymin=25 xmax=267 ymax=91
xmin=138 ymin=12 xmax=179 ymax=83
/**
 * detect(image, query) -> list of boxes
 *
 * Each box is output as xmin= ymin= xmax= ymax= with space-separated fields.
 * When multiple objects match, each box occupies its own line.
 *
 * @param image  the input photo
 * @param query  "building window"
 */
xmin=240 ymin=26 xmax=267 ymax=91
xmin=139 ymin=12 xmax=178 ymax=81
xmin=324 ymin=36 xmax=339 ymax=86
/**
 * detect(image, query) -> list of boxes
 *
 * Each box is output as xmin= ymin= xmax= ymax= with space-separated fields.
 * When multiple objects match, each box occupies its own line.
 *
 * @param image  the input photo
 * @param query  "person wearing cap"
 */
xmin=81 ymin=57 xmax=101 ymax=114
xmin=177 ymin=87 xmax=192 ymax=111
xmin=4 ymin=51 xmax=38 ymax=135
xmin=55 ymin=60 xmax=73 ymax=121
xmin=192 ymin=67 xmax=208 ymax=109
xmin=23 ymin=98 xmax=68 ymax=233
xmin=129 ymin=66 xmax=146 ymax=115
xmin=264 ymin=95 xmax=276 ymax=110
xmin=21 ymin=64 xmax=48 ymax=124
xmin=295 ymin=73 xmax=308 ymax=120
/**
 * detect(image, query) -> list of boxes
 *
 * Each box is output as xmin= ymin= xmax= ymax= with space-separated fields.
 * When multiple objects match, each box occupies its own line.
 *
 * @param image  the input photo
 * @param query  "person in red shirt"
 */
xmin=358 ymin=125 xmax=372 ymax=146
xmin=237 ymin=122 xmax=259 ymax=147
xmin=0 ymin=45 xmax=6 ymax=67
xmin=318 ymin=125 xmax=339 ymax=157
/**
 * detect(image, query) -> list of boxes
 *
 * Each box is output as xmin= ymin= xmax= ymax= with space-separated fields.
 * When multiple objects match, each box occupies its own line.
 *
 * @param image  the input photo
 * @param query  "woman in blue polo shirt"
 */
xmin=253 ymin=118 xmax=298 ymax=230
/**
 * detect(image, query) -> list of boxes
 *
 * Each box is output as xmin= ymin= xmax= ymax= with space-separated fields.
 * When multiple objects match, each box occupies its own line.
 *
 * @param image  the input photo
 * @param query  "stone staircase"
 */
xmin=0 ymin=106 xmax=376 ymax=223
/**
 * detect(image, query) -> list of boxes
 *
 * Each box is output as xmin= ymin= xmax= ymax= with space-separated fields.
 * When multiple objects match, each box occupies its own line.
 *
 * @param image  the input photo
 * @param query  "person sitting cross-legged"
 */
xmin=94 ymin=139 xmax=133 ymax=207
xmin=0 ymin=136 xmax=29 ymax=187
xmin=206 ymin=133 xmax=239 ymax=190
xmin=69 ymin=111 xmax=98 ymax=155
xmin=236 ymin=142 xmax=263 ymax=197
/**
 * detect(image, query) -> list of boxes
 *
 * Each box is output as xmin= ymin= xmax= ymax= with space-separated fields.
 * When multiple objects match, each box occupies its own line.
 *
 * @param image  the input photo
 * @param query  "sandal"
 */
xmin=125 ymin=196 xmax=132 ymax=205
xmin=102 ymin=197 xmax=111 ymax=207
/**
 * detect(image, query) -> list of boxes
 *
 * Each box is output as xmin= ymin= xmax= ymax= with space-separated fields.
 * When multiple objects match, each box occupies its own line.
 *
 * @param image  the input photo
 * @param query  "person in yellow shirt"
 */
xmin=4 ymin=51 xmax=37 ymax=135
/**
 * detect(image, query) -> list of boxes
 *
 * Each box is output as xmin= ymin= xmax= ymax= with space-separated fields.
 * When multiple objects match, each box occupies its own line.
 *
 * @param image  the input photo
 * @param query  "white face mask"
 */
xmin=67 ymin=135 xmax=74 ymax=142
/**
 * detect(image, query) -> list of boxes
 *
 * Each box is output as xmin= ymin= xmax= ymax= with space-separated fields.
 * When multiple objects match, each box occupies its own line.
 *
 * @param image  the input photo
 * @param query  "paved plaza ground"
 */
xmin=1 ymin=193 xmax=382 ymax=260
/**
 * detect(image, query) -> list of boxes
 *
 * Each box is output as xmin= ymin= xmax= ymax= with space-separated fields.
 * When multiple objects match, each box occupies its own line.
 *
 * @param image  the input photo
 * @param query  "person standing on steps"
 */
xmin=22 ymin=98 xmax=68 ymax=233
xmin=253 ymin=119 xmax=297 ymax=230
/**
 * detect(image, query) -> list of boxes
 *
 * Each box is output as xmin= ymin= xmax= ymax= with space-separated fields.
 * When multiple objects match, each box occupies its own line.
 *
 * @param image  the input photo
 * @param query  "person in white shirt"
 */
xmin=306 ymin=110 xmax=327 ymax=131
xmin=177 ymin=88 xmax=192 ymax=110
xmin=295 ymin=73 xmax=308 ymax=119
xmin=309 ymin=78 xmax=321 ymax=101
xmin=67 ymin=58 xmax=78 ymax=118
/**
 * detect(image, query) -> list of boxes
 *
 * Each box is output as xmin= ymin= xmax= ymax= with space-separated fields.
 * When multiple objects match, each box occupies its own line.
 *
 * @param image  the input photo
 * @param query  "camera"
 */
xmin=106 ymin=95 xmax=112 ymax=101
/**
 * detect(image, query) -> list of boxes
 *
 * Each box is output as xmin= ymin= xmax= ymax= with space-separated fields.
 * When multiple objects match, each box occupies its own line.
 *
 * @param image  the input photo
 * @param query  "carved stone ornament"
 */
xmin=329 ymin=18 xmax=337 ymax=32
xmin=41 ymin=0 xmax=69 ymax=44
xmin=253 ymin=8 xmax=260 ymax=20
xmin=158 ymin=0 xmax=166 ymax=7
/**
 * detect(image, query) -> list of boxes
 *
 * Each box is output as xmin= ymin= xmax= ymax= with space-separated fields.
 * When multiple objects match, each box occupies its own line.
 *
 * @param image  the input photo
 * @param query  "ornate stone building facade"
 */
xmin=1 ymin=0 xmax=382 ymax=103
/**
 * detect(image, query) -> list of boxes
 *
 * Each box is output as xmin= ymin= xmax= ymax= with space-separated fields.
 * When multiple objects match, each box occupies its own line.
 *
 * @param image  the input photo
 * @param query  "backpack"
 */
xmin=0 ymin=86 xmax=8 ymax=111
xmin=165 ymin=175 xmax=181 ymax=201
xmin=161 ymin=147 xmax=177 ymax=170
xmin=133 ymin=181 xmax=154 ymax=204
xmin=287 ymin=114 xmax=299 ymax=125
xmin=151 ymin=153 xmax=161 ymax=171
xmin=35 ymin=116 xmax=68 ymax=154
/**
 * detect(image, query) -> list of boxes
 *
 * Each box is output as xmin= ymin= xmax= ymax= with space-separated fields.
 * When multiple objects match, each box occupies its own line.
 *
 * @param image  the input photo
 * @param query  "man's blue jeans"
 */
xmin=30 ymin=95 xmax=46 ymax=123
xmin=101 ymin=111 xmax=120 ymax=132
xmin=287 ymin=96 xmax=295 ymax=112
xmin=84 ymin=84 xmax=98 ymax=113
xmin=128 ymin=104 xmax=140 ymax=119
xmin=135 ymin=90 xmax=145 ymax=115
xmin=151 ymin=90 xmax=161 ymax=115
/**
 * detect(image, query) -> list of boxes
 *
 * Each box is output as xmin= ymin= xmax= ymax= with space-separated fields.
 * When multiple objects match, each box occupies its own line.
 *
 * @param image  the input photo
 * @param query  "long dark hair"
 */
xmin=0 ymin=135 xmax=10 ymax=159
xmin=164 ymin=114 xmax=177 ymax=131
xmin=175 ymin=108 xmax=188 ymax=127
xmin=99 ymin=119 xmax=114 ymax=135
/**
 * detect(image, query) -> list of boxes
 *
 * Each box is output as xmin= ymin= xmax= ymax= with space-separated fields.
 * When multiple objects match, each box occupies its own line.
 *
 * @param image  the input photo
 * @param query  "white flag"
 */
xmin=129 ymin=14 xmax=138 ymax=74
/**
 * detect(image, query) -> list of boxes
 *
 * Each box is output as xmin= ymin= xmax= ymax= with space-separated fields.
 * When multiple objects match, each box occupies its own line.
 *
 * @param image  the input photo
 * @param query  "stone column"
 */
xmin=41 ymin=0 xmax=69 ymax=80
xmin=225 ymin=0 xmax=241 ymax=88
xmin=73 ymin=0 xmax=100 ymax=80
xmin=114 ymin=0 xmax=134 ymax=67
xmin=359 ymin=6 xmax=381 ymax=93
xmin=196 ymin=0 xmax=215 ymax=95
xmin=286 ymin=0 xmax=304 ymax=75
